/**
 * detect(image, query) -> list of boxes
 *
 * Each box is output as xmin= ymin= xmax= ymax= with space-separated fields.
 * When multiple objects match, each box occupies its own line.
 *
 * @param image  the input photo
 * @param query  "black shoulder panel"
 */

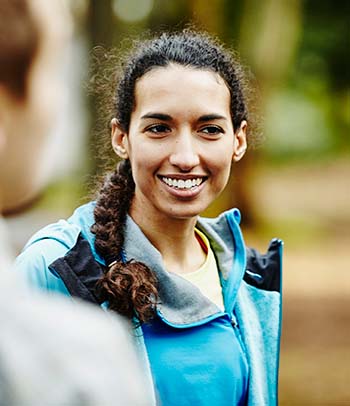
xmin=244 ymin=238 xmax=283 ymax=293
xmin=49 ymin=233 xmax=105 ymax=305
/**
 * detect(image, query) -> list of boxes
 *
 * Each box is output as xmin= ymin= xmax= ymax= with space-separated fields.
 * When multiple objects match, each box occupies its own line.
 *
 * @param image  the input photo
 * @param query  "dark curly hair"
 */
xmin=92 ymin=29 xmax=250 ymax=323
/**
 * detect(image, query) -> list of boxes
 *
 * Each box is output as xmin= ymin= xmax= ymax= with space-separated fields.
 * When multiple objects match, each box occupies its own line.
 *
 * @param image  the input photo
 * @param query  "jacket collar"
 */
xmin=68 ymin=202 xmax=246 ymax=325
xmin=197 ymin=209 xmax=247 ymax=314
xmin=123 ymin=210 xmax=246 ymax=326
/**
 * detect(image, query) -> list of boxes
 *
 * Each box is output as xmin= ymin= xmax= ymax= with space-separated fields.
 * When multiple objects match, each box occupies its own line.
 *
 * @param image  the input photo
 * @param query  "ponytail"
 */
xmin=91 ymin=160 xmax=158 ymax=323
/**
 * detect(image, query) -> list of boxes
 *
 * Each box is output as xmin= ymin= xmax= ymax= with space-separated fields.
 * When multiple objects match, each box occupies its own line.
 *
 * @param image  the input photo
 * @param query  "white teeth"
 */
xmin=162 ymin=177 xmax=204 ymax=189
xmin=185 ymin=180 xmax=192 ymax=188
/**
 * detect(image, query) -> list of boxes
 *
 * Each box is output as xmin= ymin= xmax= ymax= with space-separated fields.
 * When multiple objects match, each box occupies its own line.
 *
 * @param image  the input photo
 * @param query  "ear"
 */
xmin=111 ymin=118 xmax=129 ymax=159
xmin=0 ymin=86 xmax=11 ymax=154
xmin=232 ymin=120 xmax=247 ymax=162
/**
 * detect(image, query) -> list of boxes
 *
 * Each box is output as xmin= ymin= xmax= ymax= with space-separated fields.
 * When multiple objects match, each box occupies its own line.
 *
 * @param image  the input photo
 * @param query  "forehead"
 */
xmin=133 ymin=64 xmax=231 ymax=116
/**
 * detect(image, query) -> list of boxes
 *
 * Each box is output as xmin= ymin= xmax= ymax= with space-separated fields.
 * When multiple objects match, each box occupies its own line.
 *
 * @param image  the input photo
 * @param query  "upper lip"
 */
xmin=158 ymin=174 xmax=208 ymax=180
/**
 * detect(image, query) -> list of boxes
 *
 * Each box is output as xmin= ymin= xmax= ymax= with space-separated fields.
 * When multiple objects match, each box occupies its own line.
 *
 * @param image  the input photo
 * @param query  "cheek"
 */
xmin=128 ymin=140 xmax=166 ymax=172
xmin=128 ymin=148 xmax=155 ymax=188
xmin=206 ymin=150 xmax=234 ymax=193
xmin=29 ymin=78 xmax=60 ymax=136
xmin=216 ymin=159 xmax=233 ymax=187
xmin=27 ymin=50 xmax=67 ymax=139
xmin=208 ymin=142 xmax=234 ymax=173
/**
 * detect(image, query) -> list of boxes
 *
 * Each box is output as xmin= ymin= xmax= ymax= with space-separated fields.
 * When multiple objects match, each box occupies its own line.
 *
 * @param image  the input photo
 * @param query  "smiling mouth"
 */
xmin=159 ymin=176 xmax=206 ymax=190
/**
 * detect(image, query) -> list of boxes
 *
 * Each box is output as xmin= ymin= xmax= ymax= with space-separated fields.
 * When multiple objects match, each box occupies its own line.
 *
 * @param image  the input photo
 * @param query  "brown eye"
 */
xmin=147 ymin=124 xmax=171 ymax=134
xmin=200 ymin=126 xmax=224 ymax=136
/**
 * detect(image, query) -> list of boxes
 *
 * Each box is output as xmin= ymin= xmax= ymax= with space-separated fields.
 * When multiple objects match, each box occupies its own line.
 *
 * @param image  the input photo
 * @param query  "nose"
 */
xmin=169 ymin=131 xmax=200 ymax=171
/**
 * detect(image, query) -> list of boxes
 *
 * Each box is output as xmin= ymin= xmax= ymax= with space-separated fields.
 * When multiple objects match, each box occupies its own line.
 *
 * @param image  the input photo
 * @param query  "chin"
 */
xmin=164 ymin=204 xmax=209 ymax=220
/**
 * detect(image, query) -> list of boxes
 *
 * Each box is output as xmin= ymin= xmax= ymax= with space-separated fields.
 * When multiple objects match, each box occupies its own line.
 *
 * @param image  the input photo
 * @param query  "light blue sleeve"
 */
xmin=15 ymin=239 xmax=71 ymax=297
xmin=14 ymin=220 xmax=82 ymax=298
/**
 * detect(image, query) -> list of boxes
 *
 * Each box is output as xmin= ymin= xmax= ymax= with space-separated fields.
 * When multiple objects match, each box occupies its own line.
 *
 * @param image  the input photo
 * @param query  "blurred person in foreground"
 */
xmin=0 ymin=0 xmax=152 ymax=404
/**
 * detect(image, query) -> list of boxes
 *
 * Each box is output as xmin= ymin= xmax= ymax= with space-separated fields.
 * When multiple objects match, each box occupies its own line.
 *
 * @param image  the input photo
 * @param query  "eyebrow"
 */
xmin=140 ymin=113 xmax=227 ymax=122
xmin=141 ymin=113 xmax=172 ymax=121
xmin=197 ymin=114 xmax=227 ymax=122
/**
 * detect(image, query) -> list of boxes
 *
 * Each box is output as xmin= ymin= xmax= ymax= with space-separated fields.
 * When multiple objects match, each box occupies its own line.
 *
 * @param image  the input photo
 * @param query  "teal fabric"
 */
xmin=142 ymin=313 xmax=249 ymax=406
xmin=15 ymin=202 xmax=283 ymax=406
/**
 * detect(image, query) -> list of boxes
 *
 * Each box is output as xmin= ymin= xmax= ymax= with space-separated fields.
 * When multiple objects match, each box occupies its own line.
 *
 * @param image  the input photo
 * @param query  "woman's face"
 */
xmin=112 ymin=64 xmax=247 ymax=224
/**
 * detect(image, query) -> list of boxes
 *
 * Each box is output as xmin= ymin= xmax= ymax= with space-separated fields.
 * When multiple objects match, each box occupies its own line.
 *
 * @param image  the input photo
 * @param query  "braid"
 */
xmin=91 ymin=160 xmax=158 ymax=324
xmin=92 ymin=160 xmax=133 ymax=261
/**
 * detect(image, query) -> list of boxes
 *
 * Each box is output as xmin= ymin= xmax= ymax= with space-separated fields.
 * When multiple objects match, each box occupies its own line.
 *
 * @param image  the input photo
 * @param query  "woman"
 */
xmin=16 ymin=30 xmax=283 ymax=406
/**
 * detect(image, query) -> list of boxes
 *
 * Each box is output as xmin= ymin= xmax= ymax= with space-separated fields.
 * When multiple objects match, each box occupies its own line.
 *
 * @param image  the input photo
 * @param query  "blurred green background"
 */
xmin=8 ymin=0 xmax=350 ymax=404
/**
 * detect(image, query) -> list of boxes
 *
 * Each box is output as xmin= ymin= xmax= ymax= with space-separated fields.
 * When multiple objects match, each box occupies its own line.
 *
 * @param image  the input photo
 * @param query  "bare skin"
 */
xmin=131 ymin=209 xmax=204 ymax=275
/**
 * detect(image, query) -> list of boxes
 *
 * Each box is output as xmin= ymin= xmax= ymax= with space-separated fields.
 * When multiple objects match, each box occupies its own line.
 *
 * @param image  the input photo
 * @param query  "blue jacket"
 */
xmin=15 ymin=202 xmax=283 ymax=406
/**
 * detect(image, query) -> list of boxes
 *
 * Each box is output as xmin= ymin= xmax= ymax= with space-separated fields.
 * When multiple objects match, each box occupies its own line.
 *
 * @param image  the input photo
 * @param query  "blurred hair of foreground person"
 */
xmin=0 ymin=0 xmax=152 ymax=405
xmin=15 ymin=26 xmax=284 ymax=406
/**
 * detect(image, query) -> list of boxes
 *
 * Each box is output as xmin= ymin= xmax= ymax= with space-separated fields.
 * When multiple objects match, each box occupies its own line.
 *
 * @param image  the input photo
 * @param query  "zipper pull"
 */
xmin=231 ymin=315 xmax=238 ymax=328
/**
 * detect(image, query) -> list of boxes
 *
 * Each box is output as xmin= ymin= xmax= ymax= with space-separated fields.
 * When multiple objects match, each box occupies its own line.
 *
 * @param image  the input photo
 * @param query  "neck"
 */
xmin=129 ymin=209 xmax=206 ymax=275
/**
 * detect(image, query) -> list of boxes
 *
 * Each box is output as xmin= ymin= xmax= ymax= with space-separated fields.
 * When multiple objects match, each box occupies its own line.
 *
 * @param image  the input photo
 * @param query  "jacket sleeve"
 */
xmin=14 ymin=228 xmax=76 ymax=297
